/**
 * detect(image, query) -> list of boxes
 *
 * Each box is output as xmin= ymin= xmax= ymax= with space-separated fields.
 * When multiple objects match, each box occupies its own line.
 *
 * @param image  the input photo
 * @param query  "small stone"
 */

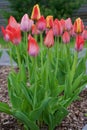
xmin=82 ymin=124 xmax=87 ymax=130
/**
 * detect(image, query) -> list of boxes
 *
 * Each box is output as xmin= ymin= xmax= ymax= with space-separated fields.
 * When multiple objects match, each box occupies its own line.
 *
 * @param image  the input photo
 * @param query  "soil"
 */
xmin=0 ymin=66 xmax=87 ymax=130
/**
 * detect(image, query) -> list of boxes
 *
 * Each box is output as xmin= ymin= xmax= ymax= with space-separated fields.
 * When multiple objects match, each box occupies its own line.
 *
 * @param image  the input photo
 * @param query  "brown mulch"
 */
xmin=0 ymin=66 xmax=87 ymax=130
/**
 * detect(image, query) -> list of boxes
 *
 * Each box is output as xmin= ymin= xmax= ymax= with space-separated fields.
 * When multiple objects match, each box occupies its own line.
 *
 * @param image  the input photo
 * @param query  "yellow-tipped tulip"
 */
xmin=46 ymin=15 xmax=53 ymax=28
xmin=31 ymin=4 xmax=41 ymax=20
xmin=73 ymin=17 xmax=84 ymax=34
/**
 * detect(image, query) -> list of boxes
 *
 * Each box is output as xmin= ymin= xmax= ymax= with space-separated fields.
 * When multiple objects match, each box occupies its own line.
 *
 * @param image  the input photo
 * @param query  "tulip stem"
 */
xmin=40 ymin=33 xmax=44 ymax=85
xmin=9 ymin=43 xmax=13 ymax=71
xmin=16 ymin=45 xmax=21 ymax=69
xmin=33 ymin=57 xmax=37 ymax=109
xmin=55 ymin=37 xmax=59 ymax=79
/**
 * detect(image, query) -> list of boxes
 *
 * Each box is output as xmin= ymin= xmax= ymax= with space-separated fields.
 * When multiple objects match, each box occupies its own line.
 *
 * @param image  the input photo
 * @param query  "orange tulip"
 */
xmin=31 ymin=4 xmax=41 ymax=20
xmin=73 ymin=18 xmax=84 ymax=34
xmin=46 ymin=15 xmax=53 ymax=28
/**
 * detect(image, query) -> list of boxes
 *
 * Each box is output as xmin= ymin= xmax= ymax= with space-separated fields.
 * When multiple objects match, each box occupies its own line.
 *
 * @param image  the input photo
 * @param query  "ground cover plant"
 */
xmin=0 ymin=4 xmax=87 ymax=130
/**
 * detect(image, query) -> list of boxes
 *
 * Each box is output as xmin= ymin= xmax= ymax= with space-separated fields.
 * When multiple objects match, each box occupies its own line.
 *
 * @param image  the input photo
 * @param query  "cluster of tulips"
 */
xmin=0 ymin=4 xmax=87 ymax=130
xmin=1 ymin=4 xmax=87 ymax=53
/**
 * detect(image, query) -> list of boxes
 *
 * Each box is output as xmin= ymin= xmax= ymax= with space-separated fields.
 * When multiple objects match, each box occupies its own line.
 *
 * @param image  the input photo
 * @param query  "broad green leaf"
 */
xmin=20 ymin=83 xmax=33 ymax=106
xmin=0 ymin=102 xmax=12 ymax=115
xmin=72 ymin=73 xmax=84 ymax=91
xmin=13 ymin=111 xmax=39 ymax=130
xmin=29 ymin=97 xmax=51 ymax=121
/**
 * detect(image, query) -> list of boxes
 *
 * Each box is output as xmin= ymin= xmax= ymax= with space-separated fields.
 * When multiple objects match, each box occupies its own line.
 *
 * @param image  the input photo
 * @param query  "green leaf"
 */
xmin=29 ymin=97 xmax=51 ymax=121
xmin=20 ymin=83 xmax=33 ymax=106
xmin=72 ymin=73 xmax=84 ymax=91
xmin=13 ymin=111 xmax=39 ymax=130
xmin=0 ymin=102 xmax=12 ymax=115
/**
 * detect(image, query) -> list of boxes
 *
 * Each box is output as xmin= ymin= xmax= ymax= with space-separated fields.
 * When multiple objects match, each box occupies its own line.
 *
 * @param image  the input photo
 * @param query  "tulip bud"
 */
xmin=65 ymin=18 xmax=72 ymax=31
xmin=20 ymin=14 xmax=33 ymax=32
xmin=75 ymin=35 xmax=84 ymax=51
xmin=44 ymin=29 xmax=54 ymax=48
xmin=73 ymin=18 xmax=84 ymax=34
xmin=62 ymin=31 xmax=70 ymax=44
xmin=31 ymin=4 xmax=41 ymax=20
xmin=28 ymin=35 xmax=39 ymax=56
xmin=46 ymin=15 xmax=53 ymax=28
xmin=52 ymin=19 xmax=63 ymax=36
xmin=36 ymin=16 xmax=46 ymax=32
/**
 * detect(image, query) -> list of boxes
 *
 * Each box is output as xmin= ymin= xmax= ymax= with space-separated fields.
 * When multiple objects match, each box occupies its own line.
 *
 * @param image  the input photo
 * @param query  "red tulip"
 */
xmin=69 ymin=25 xmax=76 ymax=37
xmin=82 ymin=30 xmax=87 ymax=40
xmin=20 ymin=14 xmax=33 ymax=32
xmin=46 ymin=15 xmax=53 ymax=28
xmin=1 ymin=26 xmax=12 ymax=42
xmin=32 ymin=24 xmax=40 ymax=35
xmin=31 ymin=4 xmax=41 ymax=20
xmin=1 ymin=16 xmax=21 ymax=45
xmin=75 ymin=35 xmax=84 ymax=51
xmin=52 ymin=19 xmax=63 ymax=36
xmin=65 ymin=18 xmax=72 ymax=31
xmin=73 ymin=18 xmax=84 ymax=34
xmin=60 ymin=19 xmax=65 ymax=31
xmin=44 ymin=29 xmax=54 ymax=48
xmin=28 ymin=35 xmax=39 ymax=56
xmin=36 ymin=16 xmax=46 ymax=32
xmin=62 ymin=31 xmax=70 ymax=44
xmin=8 ymin=16 xmax=20 ymax=28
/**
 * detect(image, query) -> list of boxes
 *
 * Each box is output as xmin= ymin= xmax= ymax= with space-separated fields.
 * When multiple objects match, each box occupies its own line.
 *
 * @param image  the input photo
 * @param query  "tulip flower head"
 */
xmin=32 ymin=24 xmax=40 ymax=35
xmin=36 ymin=16 xmax=46 ymax=32
xmin=1 ymin=26 xmax=12 ymax=42
xmin=75 ymin=35 xmax=84 ymax=51
xmin=31 ymin=4 xmax=41 ymax=20
xmin=65 ymin=18 xmax=72 ymax=31
xmin=20 ymin=14 xmax=33 ymax=32
xmin=8 ymin=16 xmax=19 ymax=28
xmin=2 ymin=16 xmax=21 ymax=45
xmin=52 ymin=19 xmax=63 ymax=36
xmin=44 ymin=29 xmax=54 ymax=48
xmin=28 ymin=35 xmax=39 ymax=56
xmin=62 ymin=31 xmax=70 ymax=44
xmin=73 ymin=18 xmax=84 ymax=34
xmin=46 ymin=15 xmax=53 ymax=28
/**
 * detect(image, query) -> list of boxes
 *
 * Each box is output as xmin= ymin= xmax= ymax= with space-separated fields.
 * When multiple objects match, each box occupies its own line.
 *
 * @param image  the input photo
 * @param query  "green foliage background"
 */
xmin=3 ymin=0 xmax=87 ymax=22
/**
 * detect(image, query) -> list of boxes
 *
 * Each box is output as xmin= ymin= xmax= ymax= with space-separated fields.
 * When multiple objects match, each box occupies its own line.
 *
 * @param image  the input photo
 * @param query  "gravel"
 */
xmin=0 ymin=66 xmax=87 ymax=130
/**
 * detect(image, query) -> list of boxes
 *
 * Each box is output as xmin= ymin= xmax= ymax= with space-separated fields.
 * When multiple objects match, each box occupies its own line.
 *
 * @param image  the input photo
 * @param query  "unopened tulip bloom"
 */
xmin=75 ymin=35 xmax=84 ymax=51
xmin=65 ymin=18 xmax=72 ymax=31
xmin=73 ymin=18 xmax=84 ymax=34
xmin=82 ymin=30 xmax=87 ymax=40
xmin=36 ymin=16 xmax=46 ymax=32
xmin=1 ymin=16 xmax=21 ymax=45
xmin=46 ymin=15 xmax=53 ymax=28
xmin=52 ymin=19 xmax=63 ymax=36
xmin=32 ymin=24 xmax=40 ymax=35
xmin=60 ymin=19 xmax=65 ymax=32
xmin=1 ymin=26 xmax=12 ymax=42
xmin=31 ymin=4 xmax=41 ymax=20
xmin=62 ymin=31 xmax=70 ymax=44
xmin=44 ymin=29 xmax=54 ymax=48
xmin=69 ymin=25 xmax=76 ymax=37
xmin=20 ymin=14 xmax=33 ymax=32
xmin=28 ymin=35 xmax=39 ymax=56
xmin=8 ymin=16 xmax=20 ymax=28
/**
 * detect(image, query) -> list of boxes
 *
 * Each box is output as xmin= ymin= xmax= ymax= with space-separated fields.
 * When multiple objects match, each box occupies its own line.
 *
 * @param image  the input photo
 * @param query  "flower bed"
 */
xmin=0 ymin=4 xmax=87 ymax=130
